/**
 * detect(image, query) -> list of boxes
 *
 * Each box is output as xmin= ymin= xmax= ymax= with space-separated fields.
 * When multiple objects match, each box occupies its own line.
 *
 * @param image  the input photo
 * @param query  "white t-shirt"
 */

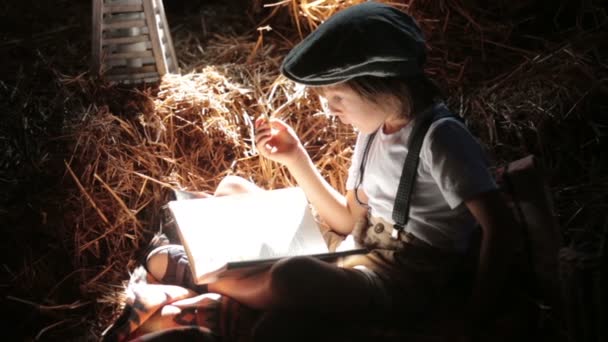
xmin=346 ymin=103 xmax=497 ymax=252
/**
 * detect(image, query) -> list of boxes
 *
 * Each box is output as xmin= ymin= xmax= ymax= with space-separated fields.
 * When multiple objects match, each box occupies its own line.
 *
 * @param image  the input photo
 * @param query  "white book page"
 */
xmin=168 ymin=187 xmax=329 ymax=283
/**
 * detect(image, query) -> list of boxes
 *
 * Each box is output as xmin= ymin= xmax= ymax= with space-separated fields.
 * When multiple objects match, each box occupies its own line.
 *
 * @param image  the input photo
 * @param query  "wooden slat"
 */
xmin=103 ymin=19 xmax=146 ymax=30
xmin=142 ymin=0 xmax=167 ymax=74
xmin=105 ymin=50 xmax=153 ymax=59
xmin=106 ymin=65 xmax=157 ymax=76
xmin=106 ymin=72 xmax=159 ymax=81
xmin=102 ymin=35 xmax=149 ymax=46
xmin=154 ymin=0 xmax=178 ymax=73
xmin=103 ymin=4 xmax=143 ymax=14
xmin=91 ymin=0 xmax=104 ymax=74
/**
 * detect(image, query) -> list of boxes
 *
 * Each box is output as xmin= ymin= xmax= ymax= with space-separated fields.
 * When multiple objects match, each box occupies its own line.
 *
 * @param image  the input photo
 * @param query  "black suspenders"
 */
xmin=357 ymin=105 xmax=457 ymax=237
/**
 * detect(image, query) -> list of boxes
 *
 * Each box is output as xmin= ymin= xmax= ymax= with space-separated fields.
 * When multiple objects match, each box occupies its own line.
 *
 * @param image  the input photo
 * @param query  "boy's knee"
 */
xmin=269 ymin=256 xmax=316 ymax=295
xmin=214 ymin=175 xmax=261 ymax=196
xmin=146 ymin=252 xmax=168 ymax=281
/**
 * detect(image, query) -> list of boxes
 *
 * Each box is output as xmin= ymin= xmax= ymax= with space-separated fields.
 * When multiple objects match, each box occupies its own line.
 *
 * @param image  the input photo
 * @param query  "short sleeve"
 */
xmin=345 ymin=133 xmax=368 ymax=190
xmin=422 ymin=119 xmax=497 ymax=208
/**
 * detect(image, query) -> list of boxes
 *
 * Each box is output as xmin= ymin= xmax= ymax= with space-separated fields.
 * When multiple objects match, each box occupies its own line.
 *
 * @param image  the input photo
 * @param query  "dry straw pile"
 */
xmin=56 ymin=0 xmax=604 ymax=331
xmin=69 ymin=1 xmax=368 ymax=322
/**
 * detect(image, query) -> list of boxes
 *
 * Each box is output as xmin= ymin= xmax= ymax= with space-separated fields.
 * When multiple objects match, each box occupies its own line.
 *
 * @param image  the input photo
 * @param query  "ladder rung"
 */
xmin=106 ymin=65 xmax=157 ymax=75
xmin=105 ymin=50 xmax=153 ymax=59
xmin=103 ymin=19 xmax=146 ymax=30
xmin=102 ymin=35 xmax=149 ymax=45
xmin=93 ymin=0 xmax=177 ymax=83
xmin=103 ymin=4 xmax=143 ymax=14
xmin=106 ymin=72 xmax=160 ymax=81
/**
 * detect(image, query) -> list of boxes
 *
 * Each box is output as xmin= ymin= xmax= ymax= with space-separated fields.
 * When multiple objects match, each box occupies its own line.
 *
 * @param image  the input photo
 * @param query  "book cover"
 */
xmin=167 ymin=187 xmax=367 ymax=284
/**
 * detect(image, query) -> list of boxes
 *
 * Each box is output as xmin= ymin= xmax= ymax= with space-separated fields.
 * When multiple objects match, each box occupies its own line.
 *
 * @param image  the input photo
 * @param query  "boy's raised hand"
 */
xmin=254 ymin=116 xmax=305 ymax=167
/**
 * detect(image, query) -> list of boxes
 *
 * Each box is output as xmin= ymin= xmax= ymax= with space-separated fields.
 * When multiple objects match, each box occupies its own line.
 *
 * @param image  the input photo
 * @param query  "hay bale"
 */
xmin=66 ymin=52 xmax=356 ymax=311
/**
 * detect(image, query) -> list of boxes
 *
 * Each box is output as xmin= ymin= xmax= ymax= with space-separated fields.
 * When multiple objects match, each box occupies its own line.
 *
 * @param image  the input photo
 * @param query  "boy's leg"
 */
xmin=147 ymin=176 xmax=262 ymax=284
xmin=214 ymin=175 xmax=263 ymax=196
xmin=208 ymin=255 xmax=386 ymax=315
xmin=129 ymin=326 xmax=218 ymax=342
xmin=209 ymin=177 xmax=381 ymax=313
xmin=156 ymin=176 xmax=381 ymax=313
xmin=252 ymin=309 xmax=351 ymax=342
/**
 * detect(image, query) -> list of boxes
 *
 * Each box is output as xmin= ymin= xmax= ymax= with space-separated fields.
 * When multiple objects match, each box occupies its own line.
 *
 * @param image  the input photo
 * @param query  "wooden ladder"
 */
xmin=92 ymin=0 xmax=178 ymax=84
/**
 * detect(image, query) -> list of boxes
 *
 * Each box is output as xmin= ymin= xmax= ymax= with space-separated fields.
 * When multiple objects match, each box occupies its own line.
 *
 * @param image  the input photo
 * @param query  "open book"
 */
xmin=166 ymin=187 xmax=367 ymax=284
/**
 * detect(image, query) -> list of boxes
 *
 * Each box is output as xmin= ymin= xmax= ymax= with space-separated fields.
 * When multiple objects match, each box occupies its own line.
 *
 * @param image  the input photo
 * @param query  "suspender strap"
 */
xmin=356 ymin=104 xmax=460 ymax=232
xmin=392 ymin=106 xmax=456 ymax=231
xmin=354 ymin=131 xmax=377 ymax=206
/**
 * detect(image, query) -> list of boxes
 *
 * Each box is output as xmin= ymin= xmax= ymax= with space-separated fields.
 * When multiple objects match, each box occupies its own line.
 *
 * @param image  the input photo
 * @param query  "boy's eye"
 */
xmin=332 ymin=96 xmax=342 ymax=103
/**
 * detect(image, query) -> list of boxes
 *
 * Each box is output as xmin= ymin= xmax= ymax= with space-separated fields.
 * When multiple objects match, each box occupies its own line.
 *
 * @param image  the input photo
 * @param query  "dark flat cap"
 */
xmin=280 ymin=1 xmax=426 ymax=86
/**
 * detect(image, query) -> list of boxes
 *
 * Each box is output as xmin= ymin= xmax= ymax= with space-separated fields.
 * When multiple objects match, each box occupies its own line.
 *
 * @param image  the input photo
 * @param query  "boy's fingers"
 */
xmin=255 ymin=126 xmax=270 ymax=135
xmin=254 ymin=117 xmax=264 ymax=128
xmin=255 ymin=136 xmax=271 ymax=152
xmin=255 ymin=115 xmax=273 ymax=128
xmin=269 ymin=118 xmax=288 ymax=130
xmin=255 ymin=131 xmax=271 ymax=145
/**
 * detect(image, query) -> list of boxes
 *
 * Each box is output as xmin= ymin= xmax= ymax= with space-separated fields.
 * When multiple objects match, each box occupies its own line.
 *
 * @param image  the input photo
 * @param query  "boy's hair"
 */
xmin=344 ymin=75 xmax=444 ymax=118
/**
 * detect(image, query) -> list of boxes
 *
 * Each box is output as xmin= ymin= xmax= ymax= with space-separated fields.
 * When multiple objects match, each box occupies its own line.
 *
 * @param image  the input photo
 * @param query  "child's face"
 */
xmin=318 ymin=84 xmax=392 ymax=134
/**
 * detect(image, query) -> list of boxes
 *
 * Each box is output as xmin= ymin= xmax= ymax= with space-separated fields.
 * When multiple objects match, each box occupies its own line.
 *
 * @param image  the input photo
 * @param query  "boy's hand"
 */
xmin=254 ymin=116 xmax=305 ymax=167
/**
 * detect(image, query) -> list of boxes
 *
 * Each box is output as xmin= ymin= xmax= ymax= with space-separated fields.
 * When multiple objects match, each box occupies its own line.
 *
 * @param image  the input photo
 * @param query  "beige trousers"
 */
xmin=318 ymin=214 xmax=475 ymax=314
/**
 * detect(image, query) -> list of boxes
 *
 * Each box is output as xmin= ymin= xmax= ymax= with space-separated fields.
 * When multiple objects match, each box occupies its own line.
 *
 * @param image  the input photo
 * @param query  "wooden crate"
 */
xmin=92 ymin=0 xmax=178 ymax=84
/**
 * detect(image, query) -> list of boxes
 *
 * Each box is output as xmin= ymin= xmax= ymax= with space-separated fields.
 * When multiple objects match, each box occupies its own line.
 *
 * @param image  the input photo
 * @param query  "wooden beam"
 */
xmin=106 ymin=72 xmax=159 ymax=81
xmin=154 ymin=0 xmax=178 ymax=73
xmin=142 ymin=0 xmax=167 ymax=74
xmin=103 ymin=19 xmax=146 ymax=30
xmin=91 ymin=0 xmax=103 ymax=74
xmin=102 ymin=35 xmax=149 ymax=46
xmin=105 ymin=50 xmax=153 ymax=60
xmin=106 ymin=65 xmax=157 ymax=76
xmin=103 ymin=4 xmax=144 ymax=14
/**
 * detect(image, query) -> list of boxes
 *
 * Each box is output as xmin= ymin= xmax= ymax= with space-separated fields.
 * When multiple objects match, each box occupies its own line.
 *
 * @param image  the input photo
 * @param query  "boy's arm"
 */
xmin=255 ymin=117 xmax=365 ymax=234
xmin=464 ymin=189 xmax=521 ymax=324
xmin=286 ymin=153 xmax=368 ymax=235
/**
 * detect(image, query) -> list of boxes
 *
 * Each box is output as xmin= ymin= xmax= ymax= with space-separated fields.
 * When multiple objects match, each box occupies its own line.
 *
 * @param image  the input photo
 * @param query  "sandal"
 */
xmin=145 ymin=244 xmax=208 ymax=293
xmin=138 ymin=232 xmax=171 ymax=266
